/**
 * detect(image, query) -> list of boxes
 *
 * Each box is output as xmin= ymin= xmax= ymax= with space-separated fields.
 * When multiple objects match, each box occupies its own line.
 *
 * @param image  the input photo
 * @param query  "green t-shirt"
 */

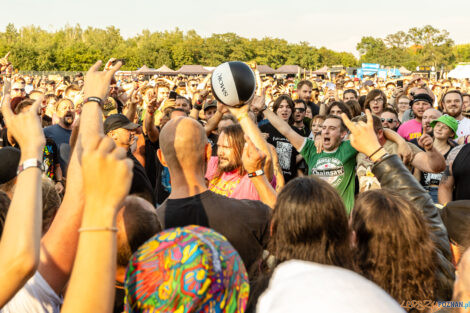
xmin=300 ymin=139 xmax=358 ymax=213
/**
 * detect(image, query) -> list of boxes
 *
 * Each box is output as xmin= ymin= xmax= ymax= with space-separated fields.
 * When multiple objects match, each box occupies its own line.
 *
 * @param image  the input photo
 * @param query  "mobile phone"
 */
xmin=111 ymin=58 xmax=126 ymax=66
xmin=169 ymin=91 xmax=177 ymax=100
xmin=397 ymin=80 xmax=403 ymax=88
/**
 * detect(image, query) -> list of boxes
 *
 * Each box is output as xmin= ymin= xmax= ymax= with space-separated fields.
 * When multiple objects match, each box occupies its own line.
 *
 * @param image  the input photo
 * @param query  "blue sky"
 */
xmin=2 ymin=0 xmax=469 ymax=56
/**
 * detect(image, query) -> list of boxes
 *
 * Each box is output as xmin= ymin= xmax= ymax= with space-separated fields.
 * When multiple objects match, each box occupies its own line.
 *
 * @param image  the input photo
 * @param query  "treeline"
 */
xmin=357 ymin=25 xmax=470 ymax=70
xmin=0 ymin=23 xmax=356 ymax=71
xmin=0 ymin=23 xmax=468 ymax=72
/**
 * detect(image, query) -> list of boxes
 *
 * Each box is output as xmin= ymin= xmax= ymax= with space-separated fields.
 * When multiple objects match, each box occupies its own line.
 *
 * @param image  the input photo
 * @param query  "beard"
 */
xmin=63 ymin=114 xmax=74 ymax=127
xmin=218 ymin=159 xmax=239 ymax=173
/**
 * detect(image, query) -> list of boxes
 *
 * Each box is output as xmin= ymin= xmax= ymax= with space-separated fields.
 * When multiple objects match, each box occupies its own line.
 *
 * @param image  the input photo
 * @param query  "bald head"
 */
xmin=422 ymin=108 xmax=442 ymax=133
xmin=159 ymin=117 xmax=208 ymax=173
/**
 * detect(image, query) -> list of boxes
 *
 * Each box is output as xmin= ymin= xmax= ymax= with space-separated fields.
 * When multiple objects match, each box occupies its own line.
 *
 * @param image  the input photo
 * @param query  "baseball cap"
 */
xmin=0 ymin=147 xmax=21 ymax=184
xmin=430 ymin=115 xmax=458 ymax=139
xmin=103 ymin=114 xmax=139 ymax=135
xmin=410 ymin=93 xmax=433 ymax=106
xmin=364 ymin=80 xmax=374 ymax=87
xmin=203 ymin=100 xmax=217 ymax=111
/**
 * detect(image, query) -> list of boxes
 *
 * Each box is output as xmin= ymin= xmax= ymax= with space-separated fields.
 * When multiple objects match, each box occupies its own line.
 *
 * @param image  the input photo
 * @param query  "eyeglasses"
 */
xmin=381 ymin=118 xmax=396 ymax=123
xmin=370 ymin=98 xmax=384 ymax=104
xmin=294 ymin=108 xmax=306 ymax=113
xmin=13 ymin=88 xmax=25 ymax=92
xmin=191 ymin=84 xmax=198 ymax=87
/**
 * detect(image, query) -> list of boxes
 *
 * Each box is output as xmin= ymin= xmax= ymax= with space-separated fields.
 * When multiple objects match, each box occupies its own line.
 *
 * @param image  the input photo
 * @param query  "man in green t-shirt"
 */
xmin=299 ymin=116 xmax=357 ymax=212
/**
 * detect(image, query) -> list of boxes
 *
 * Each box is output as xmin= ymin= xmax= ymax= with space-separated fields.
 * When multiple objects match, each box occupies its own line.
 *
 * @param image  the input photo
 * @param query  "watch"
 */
xmin=17 ymin=159 xmax=44 ymax=175
xmin=248 ymin=169 xmax=264 ymax=178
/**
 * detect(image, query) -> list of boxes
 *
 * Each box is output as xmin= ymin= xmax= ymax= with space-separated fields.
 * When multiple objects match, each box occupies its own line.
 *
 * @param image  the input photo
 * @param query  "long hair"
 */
xmin=351 ymin=190 xmax=437 ymax=305
xmin=268 ymin=177 xmax=354 ymax=270
xmin=216 ymin=124 xmax=246 ymax=177
xmin=364 ymin=89 xmax=387 ymax=111
xmin=272 ymin=94 xmax=294 ymax=124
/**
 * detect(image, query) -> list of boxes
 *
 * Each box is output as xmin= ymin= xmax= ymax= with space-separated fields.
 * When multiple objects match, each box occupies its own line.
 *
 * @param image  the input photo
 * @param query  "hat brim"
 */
xmin=121 ymin=122 xmax=140 ymax=131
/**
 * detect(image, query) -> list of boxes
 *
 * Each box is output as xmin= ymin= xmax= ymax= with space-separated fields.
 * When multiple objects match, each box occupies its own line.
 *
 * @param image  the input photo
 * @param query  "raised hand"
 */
xmin=341 ymin=109 xmax=381 ymax=157
xmin=2 ymin=92 xmax=45 ymax=156
xmin=84 ymin=60 xmax=122 ymax=100
xmin=0 ymin=52 xmax=11 ymax=71
xmin=417 ymin=128 xmax=433 ymax=152
xmin=81 ymin=136 xmax=133 ymax=215
xmin=242 ymin=135 xmax=266 ymax=173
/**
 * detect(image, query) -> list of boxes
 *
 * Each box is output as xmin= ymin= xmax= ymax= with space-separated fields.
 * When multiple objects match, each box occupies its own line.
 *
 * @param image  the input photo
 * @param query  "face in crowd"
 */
xmin=276 ymin=100 xmax=292 ymax=122
xmin=157 ymin=86 xmax=170 ymax=102
xmin=412 ymin=101 xmax=431 ymax=120
xmin=108 ymin=127 xmax=136 ymax=150
xmin=297 ymin=84 xmax=312 ymax=103
xmin=321 ymin=117 xmax=347 ymax=151
xmin=443 ymin=92 xmax=463 ymax=118
xmin=216 ymin=132 xmax=241 ymax=173
xmin=369 ymin=95 xmax=385 ymax=115
xmin=380 ymin=112 xmax=399 ymax=131
xmin=397 ymin=96 xmax=410 ymax=114
xmin=421 ymin=109 xmax=441 ymax=134
xmin=343 ymin=91 xmax=357 ymax=102
xmin=175 ymin=98 xmax=191 ymax=114
xmin=11 ymin=81 xmax=26 ymax=98
xmin=433 ymin=121 xmax=455 ymax=141
xmin=56 ymin=99 xmax=75 ymax=127
xmin=293 ymin=102 xmax=306 ymax=123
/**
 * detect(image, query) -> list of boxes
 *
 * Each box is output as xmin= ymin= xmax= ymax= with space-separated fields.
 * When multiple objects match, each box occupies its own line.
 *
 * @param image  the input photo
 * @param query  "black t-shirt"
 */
xmin=259 ymin=122 xmax=298 ymax=182
xmin=127 ymin=151 xmax=156 ymax=204
xmin=453 ymin=144 xmax=470 ymax=200
xmin=43 ymin=138 xmax=60 ymax=181
xmin=156 ymin=190 xmax=271 ymax=273
xmin=154 ymin=140 xmax=171 ymax=205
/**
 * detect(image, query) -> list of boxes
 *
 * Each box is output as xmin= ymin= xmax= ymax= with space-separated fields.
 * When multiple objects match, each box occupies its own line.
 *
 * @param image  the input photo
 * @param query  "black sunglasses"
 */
xmin=294 ymin=108 xmax=306 ymax=113
xmin=381 ymin=118 xmax=396 ymax=123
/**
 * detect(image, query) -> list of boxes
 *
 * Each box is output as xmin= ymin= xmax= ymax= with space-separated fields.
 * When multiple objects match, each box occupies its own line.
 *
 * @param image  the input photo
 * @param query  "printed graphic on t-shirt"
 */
xmin=208 ymin=176 xmax=241 ymax=197
xmin=311 ymin=157 xmax=345 ymax=187
xmin=276 ymin=141 xmax=292 ymax=170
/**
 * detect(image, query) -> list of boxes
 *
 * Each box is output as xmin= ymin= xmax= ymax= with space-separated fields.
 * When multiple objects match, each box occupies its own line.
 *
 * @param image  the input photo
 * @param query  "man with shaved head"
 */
xmin=156 ymin=117 xmax=271 ymax=274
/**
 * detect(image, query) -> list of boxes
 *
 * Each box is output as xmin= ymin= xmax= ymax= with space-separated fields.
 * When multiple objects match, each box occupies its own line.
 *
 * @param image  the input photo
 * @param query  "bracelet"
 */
xmin=237 ymin=113 xmax=250 ymax=122
xmin=17 ymin=159 xmax=44 ymax=175
xmin=248 ymin=169 xmax=264 ymax=178
xmin=84 ymin=97 xmax=104 ymax=107
xmin=260 ymin=105 xmax=268 ymax=112
xmin=78 ymin=227 xmax=118 ymax=233
xmin=373 ymin=152 xmax=390 ymax=164
xmin=367 ymin=147 xmax=383 ymax=159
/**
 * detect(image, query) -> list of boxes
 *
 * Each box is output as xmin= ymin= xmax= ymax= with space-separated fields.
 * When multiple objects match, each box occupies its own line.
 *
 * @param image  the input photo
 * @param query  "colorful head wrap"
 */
xmin=124 ymin=225 xmax=249 ymax=313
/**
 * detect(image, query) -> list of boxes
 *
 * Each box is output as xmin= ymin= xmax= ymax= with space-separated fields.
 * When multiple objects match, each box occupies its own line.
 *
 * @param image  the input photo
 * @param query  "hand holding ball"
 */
xmin=211 ymin=61 xmax=256 ymax=107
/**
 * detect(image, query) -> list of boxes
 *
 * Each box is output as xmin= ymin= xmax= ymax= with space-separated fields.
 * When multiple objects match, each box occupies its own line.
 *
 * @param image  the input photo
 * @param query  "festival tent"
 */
xmin=276 ymin=65 xmax=303 ymax=75
xmin=134 ymin=65 xmax=159 ymax=75
xmin=176 ymin=65 xmax=210 ymax=75
xmin=155 ymin=65 xmax=177 ymax=76
xmin=312 ymin=66 xmax=328 ymax=75
xmin=257 ymin=65 xmax=277 ymax=75
xmin=399 ymin=66 xmax=412 ymax=75
xmin=448 ymin=65 xmax=470 ymax=79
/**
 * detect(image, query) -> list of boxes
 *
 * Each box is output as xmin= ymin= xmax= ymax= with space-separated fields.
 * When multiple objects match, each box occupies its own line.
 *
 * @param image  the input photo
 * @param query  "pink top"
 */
xmin=205 ymin=156 xmax=275 ymax=201
xmin=397 ymin=119 xmax=422 ymax=141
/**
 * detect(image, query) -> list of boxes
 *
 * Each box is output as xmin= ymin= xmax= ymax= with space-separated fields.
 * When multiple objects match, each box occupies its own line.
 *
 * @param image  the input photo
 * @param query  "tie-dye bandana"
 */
xmin=124 ymin=225 xmax=249 ymax=313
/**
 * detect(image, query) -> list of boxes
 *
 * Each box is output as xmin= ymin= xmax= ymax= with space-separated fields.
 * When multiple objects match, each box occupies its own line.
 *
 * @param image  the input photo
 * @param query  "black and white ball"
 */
xmin=211 ymin=61 xmax=256 ymax=107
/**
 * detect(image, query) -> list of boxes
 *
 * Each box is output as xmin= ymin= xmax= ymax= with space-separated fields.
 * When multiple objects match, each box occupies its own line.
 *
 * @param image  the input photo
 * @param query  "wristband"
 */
xmin=373 ymin=152 xmax=391 ymax=164
xmin=367 ymin=146 xmax=384 ymax=160
xmin=194 ymin=104 xmax=202 ymax=111
xmin=78 ymin=227 xmax=118 ymax=233
xmin=84 ymin=97 xmax=104 ymax=107
xmin=17 ymin=159 xmax=44 ymax=175
xmin=260 ymin=105 xmax=268 ymax=112
xmin=248 ymin=169 xmax=264 ymax=178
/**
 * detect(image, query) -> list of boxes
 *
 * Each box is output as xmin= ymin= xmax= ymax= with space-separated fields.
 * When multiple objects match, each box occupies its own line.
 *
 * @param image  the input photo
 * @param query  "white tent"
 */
xmin=448 ymin=65 xmax=470 ymax=79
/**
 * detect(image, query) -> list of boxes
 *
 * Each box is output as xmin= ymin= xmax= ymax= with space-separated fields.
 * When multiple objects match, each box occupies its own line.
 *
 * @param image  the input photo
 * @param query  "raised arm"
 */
xmin=61 ymin=136 xmax=133 ymax=313
xmin=143 ymin=98 xmax=160 ymax=143
xmin=0 ymin=92 xmax=45 ymax=306
xmin=204 ymin=101 xmax=226 ymax=136
xmin=251 ymin=98 xmax=305 ymax=151
xmin=382 ymin=128 xmax=413 ymax=165
xmin=412 ymin=130 xmax=446 ymax=173
xmin=38 ymin=60 xmax=123 ymax=295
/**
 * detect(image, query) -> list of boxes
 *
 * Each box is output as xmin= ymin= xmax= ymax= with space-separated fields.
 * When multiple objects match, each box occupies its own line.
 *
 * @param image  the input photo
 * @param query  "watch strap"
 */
xmin=84 ymin=97 xmax=104 ymax=107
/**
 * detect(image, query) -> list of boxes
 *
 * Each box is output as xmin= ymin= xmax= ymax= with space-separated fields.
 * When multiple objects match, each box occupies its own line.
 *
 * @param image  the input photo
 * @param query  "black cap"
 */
xmin=410 ymin=93 xmax=433 ymax=106
xmin=103 ymin=114 xmax=140 ymax=134
xmin=203 ymin=100 xmax=217 ymax=111
xmin=0 ymin=147 xmax=21 ymax=184
xmin=441 ymin=200 xmax=470 ymax=248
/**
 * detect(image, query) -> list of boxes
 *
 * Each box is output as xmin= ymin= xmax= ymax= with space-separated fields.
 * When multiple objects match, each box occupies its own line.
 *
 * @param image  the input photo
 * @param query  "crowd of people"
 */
xmin=1 ymin=51 xmax=470 ymax=313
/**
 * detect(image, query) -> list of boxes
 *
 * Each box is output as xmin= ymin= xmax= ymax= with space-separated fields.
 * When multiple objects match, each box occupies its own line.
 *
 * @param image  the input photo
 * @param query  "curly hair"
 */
xmin=268 ymin=177 xmax=354 ymax=270
xmin=351 ymin=189 xmax=437 ymax=305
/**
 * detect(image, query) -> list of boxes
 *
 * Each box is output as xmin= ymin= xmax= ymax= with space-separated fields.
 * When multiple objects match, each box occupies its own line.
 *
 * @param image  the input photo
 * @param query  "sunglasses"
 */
xmin=13 ymin=88 xmax=25 ymax=92
xmin=191 ymin=84 xmax=198 ymax=87
xmin=381 ymin=118 xmax=396 ymax=123
xmin=294 ymin=108 xmax=306 ymax=113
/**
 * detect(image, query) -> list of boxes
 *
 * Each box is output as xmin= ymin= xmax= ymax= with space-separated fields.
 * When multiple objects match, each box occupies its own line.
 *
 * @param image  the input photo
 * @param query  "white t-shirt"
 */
xmin=0 ymin=271 xmax=62 ymax=313
xmin=457 ymin=117 xmax=470 ymax=138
